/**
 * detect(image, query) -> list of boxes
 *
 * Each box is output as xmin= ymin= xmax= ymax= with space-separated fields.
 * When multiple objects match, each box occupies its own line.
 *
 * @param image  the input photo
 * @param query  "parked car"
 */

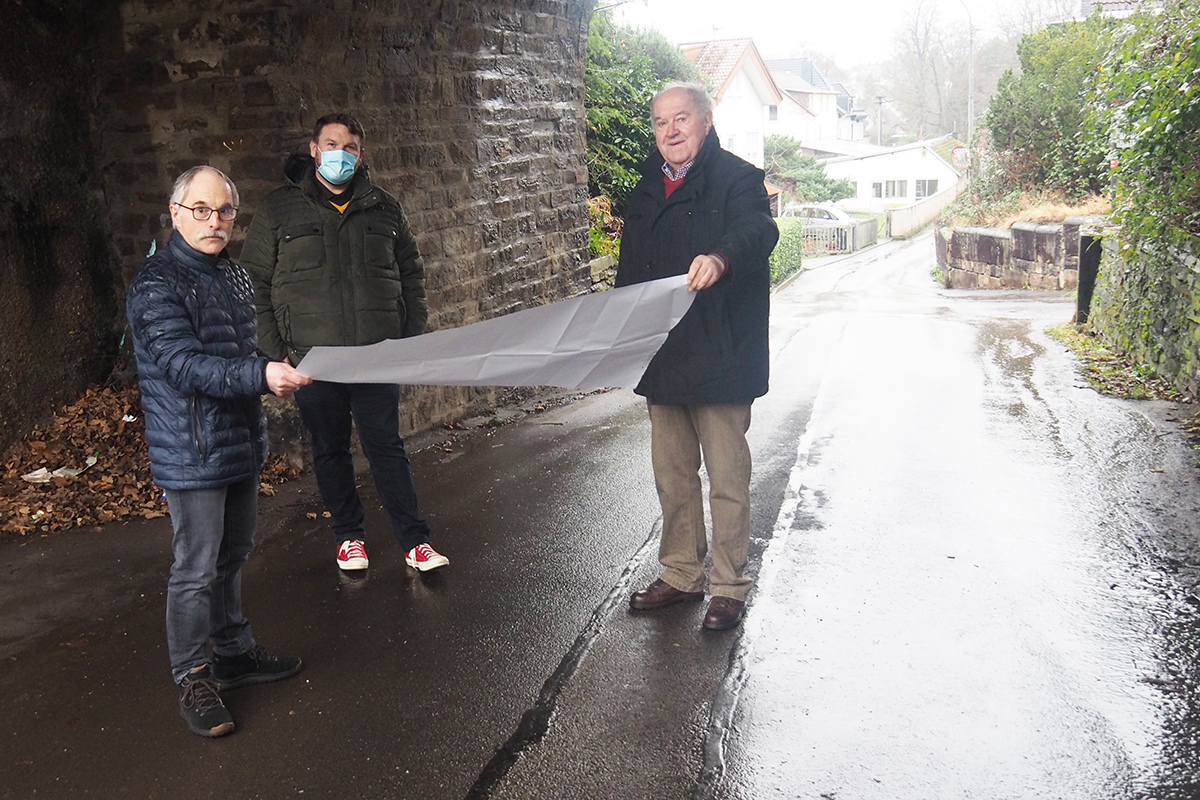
xmin=781 ymin=203 xmax=857 ymax=226
xmin=781 ymin=204 xmax=855 ymax=252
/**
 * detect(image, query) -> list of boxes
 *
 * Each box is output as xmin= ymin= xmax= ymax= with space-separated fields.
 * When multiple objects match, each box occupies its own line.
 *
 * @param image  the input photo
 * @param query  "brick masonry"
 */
xmin=0 ymin=0 xmax=594 ymax=455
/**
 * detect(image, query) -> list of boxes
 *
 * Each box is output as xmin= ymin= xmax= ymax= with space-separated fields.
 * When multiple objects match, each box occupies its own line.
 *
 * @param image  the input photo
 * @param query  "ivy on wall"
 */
xmin=1085 ymin=0 xmax=1200 ymax=396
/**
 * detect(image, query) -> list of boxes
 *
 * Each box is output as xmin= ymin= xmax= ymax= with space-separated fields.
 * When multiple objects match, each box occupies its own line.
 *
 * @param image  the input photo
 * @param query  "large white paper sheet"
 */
xmin=295 ymin=274 xmax=695 ymax=389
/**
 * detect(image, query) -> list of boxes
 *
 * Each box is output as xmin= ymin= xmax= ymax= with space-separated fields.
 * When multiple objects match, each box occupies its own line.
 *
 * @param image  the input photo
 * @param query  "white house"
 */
xmin=681 ymin=38 xmax=782 ymax=169
xmin=764 ymin=59 xmax=868 ymax=145
xmin=821 ymin=134 xmax=966 ymax=214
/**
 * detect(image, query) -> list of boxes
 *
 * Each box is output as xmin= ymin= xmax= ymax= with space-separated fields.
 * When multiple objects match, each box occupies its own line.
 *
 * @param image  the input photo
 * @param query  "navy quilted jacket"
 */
xmin=126 ymin=231 xmax=270 ymax=490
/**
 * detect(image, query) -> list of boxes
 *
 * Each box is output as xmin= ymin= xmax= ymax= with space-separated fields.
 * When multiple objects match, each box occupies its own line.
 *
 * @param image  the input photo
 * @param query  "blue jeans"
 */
xmin=295 ymin=381 xmax=432 ymax=551
xmin=163 ymin=477 xmax=258 ymax=683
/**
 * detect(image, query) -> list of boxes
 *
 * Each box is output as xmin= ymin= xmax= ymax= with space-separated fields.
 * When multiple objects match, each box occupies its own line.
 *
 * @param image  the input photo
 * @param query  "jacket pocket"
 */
xmin=685 ymin=208 xmax=724 ymax=255
xmin=279 ymin=224 xmax=325 ymax=273
xmin=191 ymin=396 xmax=208 ymax=462
xmin=362 ymin=223 xmax=399 ymax=275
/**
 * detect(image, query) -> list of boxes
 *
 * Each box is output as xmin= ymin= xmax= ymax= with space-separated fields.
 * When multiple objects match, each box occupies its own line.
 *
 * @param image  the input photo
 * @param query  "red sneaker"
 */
xmin=337 ymin=539 xmax=369 ymax=571
xmin=405 ymin=543 xmax=449 ymax=572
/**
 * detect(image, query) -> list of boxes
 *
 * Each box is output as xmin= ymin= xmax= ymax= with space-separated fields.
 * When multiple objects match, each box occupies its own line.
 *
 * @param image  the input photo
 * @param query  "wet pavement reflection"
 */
xmin=717 ymin=236 xmax=1200 ymax=799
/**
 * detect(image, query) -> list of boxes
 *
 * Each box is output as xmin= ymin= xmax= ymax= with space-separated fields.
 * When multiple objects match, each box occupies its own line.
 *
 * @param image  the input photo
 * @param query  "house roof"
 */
xmin=766 ymin=58 xmax=866 ymax=120
xmin=771 ymin=71 xmax=828 ymax=95
xmin=680 ymin=38 xmax=783 ymax=105
xmin=779 ymin=90 xmax=817 ymax=119
xmin=823 ymin=133 xmax=967 ymax=175
xmin=803 ymin=139 xmax=888 ymax=159
xmin=1080 ymin=0 xmax=1143 ymax=14
xmin=764 ymin=58 xmax=835 ymax=92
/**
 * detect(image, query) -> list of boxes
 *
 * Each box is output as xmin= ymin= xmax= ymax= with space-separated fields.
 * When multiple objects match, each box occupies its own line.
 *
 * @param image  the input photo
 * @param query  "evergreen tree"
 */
xmin=764 ymin=135 xmax=854 ymax=204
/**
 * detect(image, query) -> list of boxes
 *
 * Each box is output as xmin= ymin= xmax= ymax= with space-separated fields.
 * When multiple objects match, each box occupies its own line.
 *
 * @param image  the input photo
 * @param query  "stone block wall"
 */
xmin=0 ymin=0 xmax=593 ymax=453
xmin=0 ymin=2 xmax=125 ymax=451
xmin=1090 ymin=235 xmax=1200 ymax=399
xmin=936 ymin=226 xmax=1012 ymax=288
xmin=937 ymin=223 xmax=1079 ymax=290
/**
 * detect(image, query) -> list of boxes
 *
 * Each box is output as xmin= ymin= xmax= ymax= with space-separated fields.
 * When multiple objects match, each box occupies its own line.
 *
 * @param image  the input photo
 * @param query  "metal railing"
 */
xmin=800 ymin=216 xmax=879 ymax=255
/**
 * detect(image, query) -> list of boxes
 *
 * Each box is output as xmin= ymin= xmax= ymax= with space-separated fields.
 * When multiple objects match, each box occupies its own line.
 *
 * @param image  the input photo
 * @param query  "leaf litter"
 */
xmin=1 ymin=383 xmax=300 ymax=536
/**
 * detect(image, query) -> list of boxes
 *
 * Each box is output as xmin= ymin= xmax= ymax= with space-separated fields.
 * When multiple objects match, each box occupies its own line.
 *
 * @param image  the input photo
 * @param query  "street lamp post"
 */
xmin=876 ymin=95 xmax=884 ymax=146
xmin=957 ymin=0 xmax=975 ymax=158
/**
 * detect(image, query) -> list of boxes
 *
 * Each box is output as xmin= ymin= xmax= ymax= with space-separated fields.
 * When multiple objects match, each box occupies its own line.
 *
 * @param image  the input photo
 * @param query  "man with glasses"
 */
xmin=127 ymin=165 xmax=311 ymax=737
xmin=242 ymin=113 xmax=449 ymax=577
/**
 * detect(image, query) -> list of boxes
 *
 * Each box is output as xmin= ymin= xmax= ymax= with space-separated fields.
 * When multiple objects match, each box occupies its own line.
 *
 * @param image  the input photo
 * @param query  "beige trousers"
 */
xmin=648 ymin=401 xmax=753 ymax=601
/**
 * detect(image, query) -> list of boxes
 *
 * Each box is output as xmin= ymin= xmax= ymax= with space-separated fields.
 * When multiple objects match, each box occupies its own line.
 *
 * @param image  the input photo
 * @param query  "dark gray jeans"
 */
xmin=295 ymin=380 xmax=431 ymax=551
xmin=163 ymin=477 xmax=258 ymax=683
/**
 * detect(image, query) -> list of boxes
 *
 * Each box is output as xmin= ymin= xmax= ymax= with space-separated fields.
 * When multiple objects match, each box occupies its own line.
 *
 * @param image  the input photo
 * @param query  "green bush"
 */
xmin=588 ymin=196 xmax=621 ymax=259
xmin=986 ymin=15 xmax=1111 ymax=199
xmin=769 ymin=218 xmax=805 ymax=284
xmin=765 ymin=135 xmax=855 ymax=205
xmin=1088 ymin=0 xmax=1200 ymax=248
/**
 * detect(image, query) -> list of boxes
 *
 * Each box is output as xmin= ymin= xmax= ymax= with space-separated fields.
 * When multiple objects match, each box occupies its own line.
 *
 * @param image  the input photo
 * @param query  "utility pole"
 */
xmin=956 ymin=0 xmax=975 ymax=173
xmin=876 ymin=95 xmax=884 ymax=146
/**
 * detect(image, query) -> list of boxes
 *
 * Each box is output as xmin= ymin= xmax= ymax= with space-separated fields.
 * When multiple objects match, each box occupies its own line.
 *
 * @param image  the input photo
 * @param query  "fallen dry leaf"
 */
xmin=1 ymin=383 xmax=302 ymax=537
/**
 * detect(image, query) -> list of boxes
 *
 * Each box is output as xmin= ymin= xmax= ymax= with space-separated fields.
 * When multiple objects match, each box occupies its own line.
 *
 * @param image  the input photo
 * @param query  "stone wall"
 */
xmin=0 ymin=0 xmax=593 ymax=454
xmin=1090 ymin=235 xmax=1200 ymax=399
xmin=0 ymin=2 xmax=124 ymax=452
xmin=936 ymin=222 xmax=1081 ymax=290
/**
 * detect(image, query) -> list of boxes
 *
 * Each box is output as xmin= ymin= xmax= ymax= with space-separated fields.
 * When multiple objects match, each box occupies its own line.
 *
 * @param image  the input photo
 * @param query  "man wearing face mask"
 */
xmin=242 ymin=113 xmax=449 ymax=576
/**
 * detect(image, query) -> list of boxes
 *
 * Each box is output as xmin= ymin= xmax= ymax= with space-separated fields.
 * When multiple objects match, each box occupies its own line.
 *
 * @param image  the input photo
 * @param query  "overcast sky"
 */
xmin=611 ymin=0 xmax=1008 ymax=68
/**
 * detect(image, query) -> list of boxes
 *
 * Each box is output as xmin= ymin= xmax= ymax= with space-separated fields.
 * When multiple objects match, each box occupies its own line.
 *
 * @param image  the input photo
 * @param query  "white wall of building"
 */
xmin=713 ymin=69 xmax=769 ymax=168
xmin=769 ymin=94 xmax=811 ymax=144
xmin=823 ymin=145 xmax=961 ymax=213
xmin=766 ymin=89 xmax=840 ymax=144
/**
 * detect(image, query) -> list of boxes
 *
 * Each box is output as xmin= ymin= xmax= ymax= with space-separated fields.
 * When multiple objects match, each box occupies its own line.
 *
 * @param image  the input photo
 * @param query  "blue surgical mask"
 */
xmin=316 ymin=149 xmax=358 ymax=185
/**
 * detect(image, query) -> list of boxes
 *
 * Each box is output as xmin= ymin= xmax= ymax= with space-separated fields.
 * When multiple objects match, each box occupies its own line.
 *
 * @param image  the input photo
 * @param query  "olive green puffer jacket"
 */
xmin=241 ymin=155 xmax=428 ymax=363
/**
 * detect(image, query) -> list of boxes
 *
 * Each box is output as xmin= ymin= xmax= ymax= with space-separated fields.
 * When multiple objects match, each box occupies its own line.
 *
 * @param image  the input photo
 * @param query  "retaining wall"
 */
xmin=936 ymin=221 xmax=1084 ymax=290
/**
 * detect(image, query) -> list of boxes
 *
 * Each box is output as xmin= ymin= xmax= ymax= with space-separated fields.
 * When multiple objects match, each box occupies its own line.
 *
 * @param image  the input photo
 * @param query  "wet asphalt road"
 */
xmin=5 ymin=231 xmax=1200 ymax=799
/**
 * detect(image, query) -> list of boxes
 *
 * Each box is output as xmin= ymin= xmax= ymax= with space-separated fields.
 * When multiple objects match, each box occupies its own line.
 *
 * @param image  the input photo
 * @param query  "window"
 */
xmin=849 ymin=181 xmax=858 ymax=197
xmin=873 ymin=182 xmax=883 ymax=198
xmin=915 ymin=179 xmax=939 ymax=199
xmin=768 ymin=105 xmax=778 ymax=121
xmin=885 ymin=180 xmax=907 ymax=198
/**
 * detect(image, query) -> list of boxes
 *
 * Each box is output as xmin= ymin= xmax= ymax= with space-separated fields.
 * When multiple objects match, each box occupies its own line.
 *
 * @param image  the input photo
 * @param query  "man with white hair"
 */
xmin=127 ymin=165 xmax=310 ymax=737
xmin=619 ymin=83 xmax=778 ymax=631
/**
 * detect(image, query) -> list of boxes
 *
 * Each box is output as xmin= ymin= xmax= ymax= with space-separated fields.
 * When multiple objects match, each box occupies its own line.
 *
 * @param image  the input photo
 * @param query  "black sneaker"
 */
xmin=179 ymin=666 xmax=235 ymax=738
xmin=212 ymin=645 xmax=302 ymax=691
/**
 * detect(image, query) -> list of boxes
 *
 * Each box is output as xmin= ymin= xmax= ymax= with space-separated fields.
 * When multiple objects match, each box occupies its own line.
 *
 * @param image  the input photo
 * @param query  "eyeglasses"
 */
xmin=175 ymin=203 xmax=238 ymax=221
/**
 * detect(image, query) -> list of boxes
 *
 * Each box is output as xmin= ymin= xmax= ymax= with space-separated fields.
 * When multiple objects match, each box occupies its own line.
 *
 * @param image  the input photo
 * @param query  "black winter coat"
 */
xmin=616 ymin=128 xmax=779 ymax=405
xmin=126 ymin=232 xmax=270 ymax=490
xmin=240 ymin=155 xmax=428 ymax=363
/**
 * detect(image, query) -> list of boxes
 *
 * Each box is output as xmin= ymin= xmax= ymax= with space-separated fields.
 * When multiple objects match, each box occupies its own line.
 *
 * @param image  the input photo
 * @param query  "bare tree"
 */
xmin=887 ymin=0 xmax=947 ymax=140
xmin=993 ymin=0 xmax=1079 ymax=42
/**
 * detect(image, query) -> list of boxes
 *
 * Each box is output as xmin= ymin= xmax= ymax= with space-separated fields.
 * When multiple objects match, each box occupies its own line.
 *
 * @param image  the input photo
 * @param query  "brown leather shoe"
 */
xmin=630 ymin=578 xmax=705 ymax=610
xmin=702 ymin=596 xmax=746 ymax=630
